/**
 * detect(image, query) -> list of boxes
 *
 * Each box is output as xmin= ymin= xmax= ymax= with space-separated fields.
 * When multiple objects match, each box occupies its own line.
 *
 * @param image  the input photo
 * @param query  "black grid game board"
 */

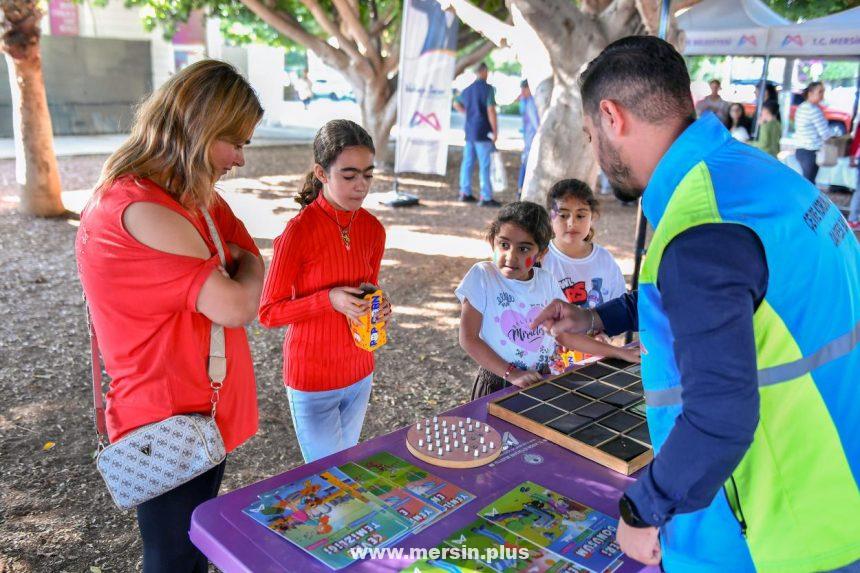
xmin=488 ymin=357 xmax=652 ymax=475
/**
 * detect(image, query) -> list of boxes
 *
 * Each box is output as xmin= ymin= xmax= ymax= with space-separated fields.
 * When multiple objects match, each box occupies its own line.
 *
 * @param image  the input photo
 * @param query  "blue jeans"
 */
xmin=287 ymin=373 xmax=373 ymax=463
xmin=460 ymin=140 xmax=493 ymax=200
xmin=796 ymin=148 xmax=819 ymax=185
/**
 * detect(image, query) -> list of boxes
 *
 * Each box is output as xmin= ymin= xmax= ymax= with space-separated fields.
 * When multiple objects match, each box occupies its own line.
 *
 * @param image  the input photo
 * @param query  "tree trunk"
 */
xmin=513 ymin=0 xmax=645 ymax=204
xmin=3 ymin=16 xmax=64 ymax=217
xmin=356 ymin=76 xmax=397 ymax=169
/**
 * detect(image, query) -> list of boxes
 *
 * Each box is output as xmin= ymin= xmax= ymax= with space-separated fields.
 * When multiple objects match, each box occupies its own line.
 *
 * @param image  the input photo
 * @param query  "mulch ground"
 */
xmin=0 ymin=143 xmax=851 ymax=572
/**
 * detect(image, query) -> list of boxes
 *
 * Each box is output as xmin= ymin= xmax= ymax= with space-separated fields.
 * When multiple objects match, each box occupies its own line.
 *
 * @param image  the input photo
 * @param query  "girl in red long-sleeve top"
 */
xmin=259 ymin=120 xmax=390 ymax=462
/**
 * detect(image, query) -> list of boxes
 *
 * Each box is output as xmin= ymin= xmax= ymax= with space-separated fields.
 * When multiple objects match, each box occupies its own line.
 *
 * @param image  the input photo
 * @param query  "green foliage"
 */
xmin=766 ymin=0 xmax=860 ymax=20
xmin=820 ymin=61 xmax=860 ymax=83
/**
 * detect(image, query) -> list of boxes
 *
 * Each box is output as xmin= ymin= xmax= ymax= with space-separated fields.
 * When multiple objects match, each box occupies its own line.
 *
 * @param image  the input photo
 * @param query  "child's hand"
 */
xmin=359 ymin=282 xmax=392 ymax=322
xmin=508 ymin=369 xmax=543 ymax=388
xmin=613 ymin=346 xmax=641 ymax=364
xmin=330 ymin=287 xmax=370 ymax=320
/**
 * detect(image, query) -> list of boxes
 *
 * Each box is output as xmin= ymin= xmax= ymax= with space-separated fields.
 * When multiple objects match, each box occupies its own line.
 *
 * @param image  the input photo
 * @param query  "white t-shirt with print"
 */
xmin=541 ymin=241 xmax=626 ymax=308
xmin=455 ymin=262 xmax=564 ymax=373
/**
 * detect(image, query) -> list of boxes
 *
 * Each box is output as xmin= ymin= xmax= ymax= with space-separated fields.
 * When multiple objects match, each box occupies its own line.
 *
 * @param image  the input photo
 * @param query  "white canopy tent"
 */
xmin=676 ymin=0 xmax=789 ymax=56
xmin=765 ymin=6 xmax=860 ymax=58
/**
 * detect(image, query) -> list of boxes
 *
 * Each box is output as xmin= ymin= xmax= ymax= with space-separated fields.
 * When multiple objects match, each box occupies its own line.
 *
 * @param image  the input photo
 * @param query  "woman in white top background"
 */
xmin=794 ymin=81 xmax=837 ymax=184
xmin=724 ymin=103 xmax=752 ymax=143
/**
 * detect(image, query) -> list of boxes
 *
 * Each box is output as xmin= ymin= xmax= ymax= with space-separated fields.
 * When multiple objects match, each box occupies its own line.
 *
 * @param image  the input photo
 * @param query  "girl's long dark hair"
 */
xmin=296 ymin=119 xmax=375 ymax=208
xmin=546 ymin=179 xmax=599 ymax=242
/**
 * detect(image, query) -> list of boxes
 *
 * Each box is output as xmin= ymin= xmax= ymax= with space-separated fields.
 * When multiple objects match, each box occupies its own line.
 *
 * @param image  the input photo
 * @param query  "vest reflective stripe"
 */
xmin=758 ymin=320 xmax=860 ymax=387
xmin=645 ymin=321 xmax=860 ymax=407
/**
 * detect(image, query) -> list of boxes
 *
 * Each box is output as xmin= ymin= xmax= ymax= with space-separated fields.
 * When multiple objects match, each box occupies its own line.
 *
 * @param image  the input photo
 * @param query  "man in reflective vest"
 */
xmin=533 ymin=36 xmax=859 ymax=572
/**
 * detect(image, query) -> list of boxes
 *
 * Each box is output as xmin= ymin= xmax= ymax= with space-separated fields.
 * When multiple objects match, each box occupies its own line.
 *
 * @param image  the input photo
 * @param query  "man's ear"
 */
xmin=599 ymin=99 xmax=627 ymax=140
xmin=313 ymin=164 xmax=328 ymax=184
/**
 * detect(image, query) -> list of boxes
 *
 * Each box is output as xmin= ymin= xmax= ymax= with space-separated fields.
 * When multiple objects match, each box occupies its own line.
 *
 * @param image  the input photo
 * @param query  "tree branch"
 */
xmin=300 ymin=0 xmax=365 ymax=64
xmin=440 ymin=0 xmax=514 ymax=48
xmin=369 ymin=7 xmax=398 ymax=38
xmin=599 ymin=0 xmax=644 ymax=41
xmin=240 ymin=0 xmax=349 ymax=69
xmin=332 ymin=0 xmax=382 ymax=71
xmin=455 ymin=40 xmax=494 ymax=76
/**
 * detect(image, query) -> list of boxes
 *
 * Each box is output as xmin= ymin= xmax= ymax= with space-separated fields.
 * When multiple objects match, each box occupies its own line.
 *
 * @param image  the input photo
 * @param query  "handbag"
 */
xmin=817 ymin=138 xmax=840 ymax=167
xmin=89 ymin=209 xmax=229 ymax=510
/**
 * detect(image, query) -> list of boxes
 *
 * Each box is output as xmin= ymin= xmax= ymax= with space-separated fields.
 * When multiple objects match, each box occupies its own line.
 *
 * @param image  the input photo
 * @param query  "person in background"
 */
xmin=454 ymin=62 xmax=500 ymax=207
xmin=695 ymin=79 xmax=729 ymax=122
xmin=751 ymin=100 xmax=781 ymax=158
xmin=794 ymin=81 xmax=837 ymax=184
xmin=725 ymin=102 xmax=752 ymax=142
xmin=754 ymin=82 xmax=781 ymax=123
xmin=295 ymin=69 xmax=313 ymax=110
xmin=848 ymin=121 xmax=860 ymax=231
xmin=518 ymin=79 xmax=540 ymax=195
xmin=76 ymin=60 xmax=265 ymax=572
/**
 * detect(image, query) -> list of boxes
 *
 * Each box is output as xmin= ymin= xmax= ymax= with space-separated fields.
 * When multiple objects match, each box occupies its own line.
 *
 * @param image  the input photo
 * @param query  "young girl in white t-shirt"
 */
xmin=542 ymin=179 xmax=626 ymax=308
xmin=456 ymin=201 xmax=638 ymax=399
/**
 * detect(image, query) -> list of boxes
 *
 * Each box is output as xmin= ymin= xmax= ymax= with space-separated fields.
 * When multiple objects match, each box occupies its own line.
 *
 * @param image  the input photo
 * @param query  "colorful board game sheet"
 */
xmin=351 ymin=451 xmax=476 ymax=516
xmin=477 ymin=482 xmax=623 ymax=573
xmin=339 ymin=461 xmax=444 ymax=532
xmin=242 ymin=467 xmax=412 ymax=570
xmin=401 ymin=517 xmax=590 ymax=573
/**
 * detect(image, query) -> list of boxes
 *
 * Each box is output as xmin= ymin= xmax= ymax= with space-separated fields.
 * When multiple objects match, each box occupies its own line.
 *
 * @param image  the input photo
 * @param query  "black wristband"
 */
xmin=619 ymin=494 xmax=651 ymax=528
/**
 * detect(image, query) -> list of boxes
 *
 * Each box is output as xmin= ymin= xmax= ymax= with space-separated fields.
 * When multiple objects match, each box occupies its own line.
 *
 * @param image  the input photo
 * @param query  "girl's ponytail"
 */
xmin=296 ymin=170 xmax=322 ymax=207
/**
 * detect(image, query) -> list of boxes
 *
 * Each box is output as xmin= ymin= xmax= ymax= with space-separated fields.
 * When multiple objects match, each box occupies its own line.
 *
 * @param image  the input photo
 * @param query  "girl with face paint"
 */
xmin=455 ymin=202 xmax=634 ymax=399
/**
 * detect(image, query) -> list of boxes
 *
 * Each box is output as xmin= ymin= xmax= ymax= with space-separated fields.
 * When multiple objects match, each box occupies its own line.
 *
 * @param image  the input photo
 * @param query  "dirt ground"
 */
xmin=0 ymin=143 xmax=852 ymax=572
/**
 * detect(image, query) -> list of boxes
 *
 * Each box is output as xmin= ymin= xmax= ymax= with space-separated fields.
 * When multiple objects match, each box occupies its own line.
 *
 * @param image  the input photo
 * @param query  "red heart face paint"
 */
xmin=525 ymin=256 xmax=534 ymax=268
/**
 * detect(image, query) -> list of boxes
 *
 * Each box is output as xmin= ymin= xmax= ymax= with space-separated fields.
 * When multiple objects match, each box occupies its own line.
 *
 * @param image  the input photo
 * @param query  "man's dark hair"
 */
xmin=579 ymin=36 xmax=694 ymax=124
xmin=520 ymin=79 xmax=529 ymax=89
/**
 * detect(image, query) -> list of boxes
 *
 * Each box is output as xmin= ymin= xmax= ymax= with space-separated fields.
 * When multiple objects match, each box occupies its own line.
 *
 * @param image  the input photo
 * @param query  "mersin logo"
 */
xmin=409 ymin=111 xmax=442 ymax=130
xmin=782 ymin=35 xmax=804 ymax=47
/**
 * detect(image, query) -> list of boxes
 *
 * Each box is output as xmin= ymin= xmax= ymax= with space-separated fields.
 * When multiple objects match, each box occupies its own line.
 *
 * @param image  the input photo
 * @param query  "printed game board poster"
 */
xmin=401 ymin=517 xmax=591 ymax=573
xmin=339 ymin=461 xmax=443 ymax=531
xmin=242 ymin=467 xmax=412 ymax=570
xmin=478 ymin=482 xmax=623 ymax=573
xmin=353 ymin=451 xmax=476 ymax=514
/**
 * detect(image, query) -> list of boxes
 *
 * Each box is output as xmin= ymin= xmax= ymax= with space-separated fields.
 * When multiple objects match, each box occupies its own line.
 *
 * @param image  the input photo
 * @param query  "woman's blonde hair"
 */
xmin=95 ymin=59 xmax=263 ymax=208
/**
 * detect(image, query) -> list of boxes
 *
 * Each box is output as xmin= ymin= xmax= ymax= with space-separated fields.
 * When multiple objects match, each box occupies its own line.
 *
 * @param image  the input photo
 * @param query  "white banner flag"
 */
xmin=394 ymin=0 xmax=459 ymax=175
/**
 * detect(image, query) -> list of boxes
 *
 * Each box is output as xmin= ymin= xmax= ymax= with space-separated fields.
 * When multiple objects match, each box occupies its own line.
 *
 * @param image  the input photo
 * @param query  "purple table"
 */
xmin=191 ymin=388 xmax=654 ymax=572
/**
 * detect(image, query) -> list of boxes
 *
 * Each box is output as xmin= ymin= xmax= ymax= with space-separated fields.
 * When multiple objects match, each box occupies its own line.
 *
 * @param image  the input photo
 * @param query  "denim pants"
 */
xmin=796 ymin=148 xmax=819 ymax=185
xmin=460 ymin=140 xmax=493 ymax=200
xmin=136 ymin=460 xmax=226 ymax=573
xmin=287 ymin=373 xmax=373 ymax=463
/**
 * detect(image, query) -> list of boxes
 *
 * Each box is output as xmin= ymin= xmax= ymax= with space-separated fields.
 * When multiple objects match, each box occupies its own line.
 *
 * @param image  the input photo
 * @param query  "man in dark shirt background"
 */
xmin=532 ymin=36 xmax=860 ymax=571
xmin=453 ymin=63 xmax=500 ymax=207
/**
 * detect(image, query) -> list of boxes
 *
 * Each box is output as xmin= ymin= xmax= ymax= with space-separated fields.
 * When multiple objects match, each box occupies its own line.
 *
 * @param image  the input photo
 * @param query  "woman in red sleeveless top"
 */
xmin=75 ymin=60 xmax=264 ymax=573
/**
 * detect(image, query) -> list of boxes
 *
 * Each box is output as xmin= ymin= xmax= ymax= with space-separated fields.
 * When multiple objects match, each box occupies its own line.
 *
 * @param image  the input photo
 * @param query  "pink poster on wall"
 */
xmin=49 ymin=0 xmax=79 ymax=36
xmin=172 ymin=10 xmax=206 ymax=45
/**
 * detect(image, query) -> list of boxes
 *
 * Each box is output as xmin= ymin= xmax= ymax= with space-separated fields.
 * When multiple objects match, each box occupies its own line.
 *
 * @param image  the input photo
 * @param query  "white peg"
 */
xmin=473 ymin=450 xmax=479 ymax=458
xmin=490 ymin=441 xmax=495 ymax=449
xmin=418 ymin=439 xmax=424 ymax=447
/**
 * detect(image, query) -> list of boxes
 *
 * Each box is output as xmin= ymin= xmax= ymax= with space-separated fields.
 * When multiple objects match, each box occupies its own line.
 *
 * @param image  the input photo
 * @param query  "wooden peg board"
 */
xmin=405 ymin=416 xmax=502 ymax=469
